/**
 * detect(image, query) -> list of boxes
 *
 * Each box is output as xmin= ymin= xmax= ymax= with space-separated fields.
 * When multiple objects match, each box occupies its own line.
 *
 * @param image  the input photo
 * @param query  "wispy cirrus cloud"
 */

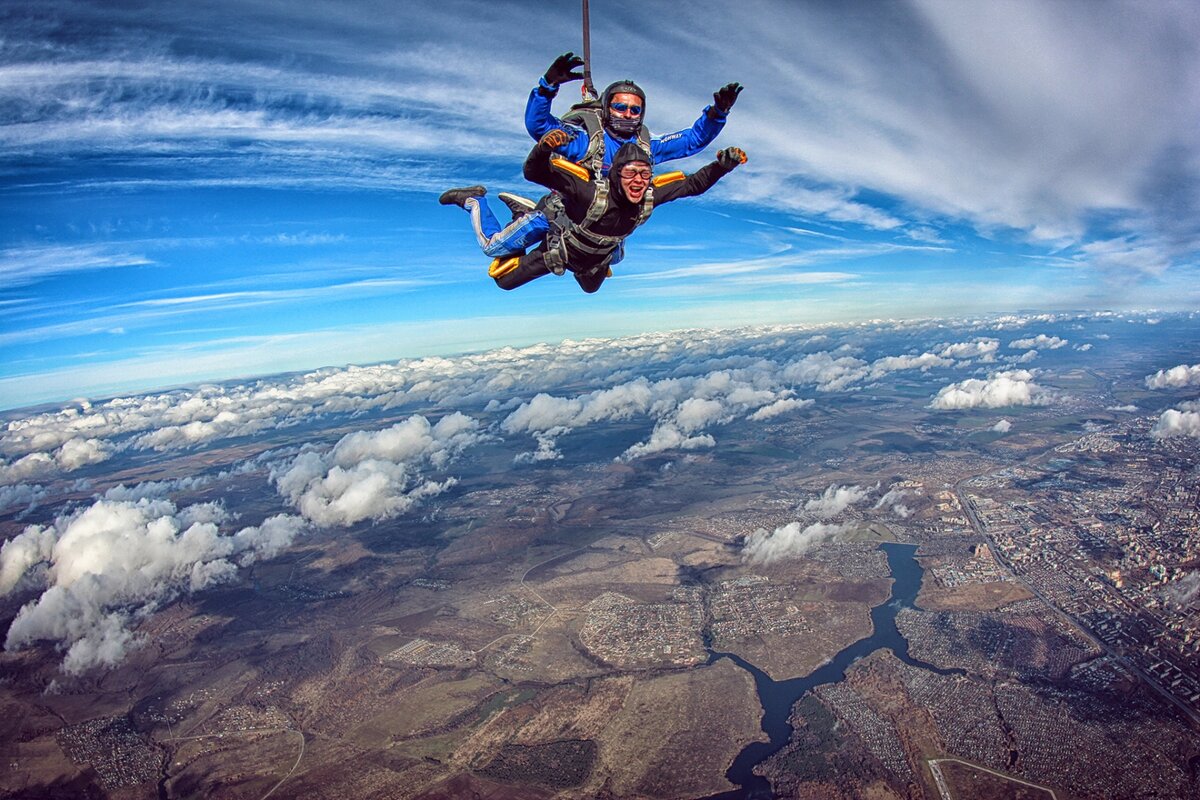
xmin=0 ymin=244 xmax=153 ymax=287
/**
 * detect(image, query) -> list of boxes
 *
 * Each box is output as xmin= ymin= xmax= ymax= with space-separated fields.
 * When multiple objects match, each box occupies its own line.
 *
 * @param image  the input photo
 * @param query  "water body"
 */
xmin=702 ymin=542 xmax=964 ymax=800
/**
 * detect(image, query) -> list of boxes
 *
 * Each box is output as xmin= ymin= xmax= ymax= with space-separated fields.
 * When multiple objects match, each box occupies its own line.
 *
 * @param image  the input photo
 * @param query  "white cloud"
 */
xmin=1145 ymin=363 xmax=1200 ymax=389
xmin=782 ymin=352 xmax=869 ymax=392
xmin=868 ymin=352 xmax=954 ymax=379
xmin=620 ymin=428 xmax=717 ymax=461
xmin=0 ymin=453 xmax=56 ymax=486
xmin=873 ymin=487 xmax=914 ymax=518
xmin=55 ymin=437 xmax=114 ymax=470
xmin=0 ymin=438 xmax=114 ymax=486
xmin=1 ymin=497 xmax=307 ymax=673
xmin=742 ymin=521 xmax=852 ymax=565
xmin=1012 ymin=350 xmax=1039 ymax=364
xmin=0 ymin=483 xmax=47 ymax=515
xmin=273 ymin=413 xmax=484 ymax=527
xmin=1106 ymin=404 xmax=1138 ymax=412
xmin=1009 ymin=334 xmax=1068 ymax=350
xmin=804 ymin=483 xmax=875 ymax=520
xmin=991 ymin=419 xmax=1013 ymax=433
xmin=501 ymin=364 xmax=810 ymax=462
xmin=749 ymin=397 xmax=814 ymax=421
xmin=1151 ymin=406 xmax=1200 ymax=439
xmin=930 ymin=369 xmax=1058 ymax=409
xmin=937 ymin=339 xmax=1000 ymax=360
xmin=0 ymin=244 xmax=154 ymax=287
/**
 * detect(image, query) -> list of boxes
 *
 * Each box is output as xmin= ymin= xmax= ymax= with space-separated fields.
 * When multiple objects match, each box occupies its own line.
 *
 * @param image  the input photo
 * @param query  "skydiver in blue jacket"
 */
xmin=527 ymin=52 xmax=741 ymax=176
xmin=440 ymin=52 xmax=742 ymax=260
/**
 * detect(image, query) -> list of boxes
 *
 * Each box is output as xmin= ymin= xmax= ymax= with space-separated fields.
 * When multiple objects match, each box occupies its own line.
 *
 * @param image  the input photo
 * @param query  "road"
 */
xmin=259 ymin=729 xmax=305 ymax=800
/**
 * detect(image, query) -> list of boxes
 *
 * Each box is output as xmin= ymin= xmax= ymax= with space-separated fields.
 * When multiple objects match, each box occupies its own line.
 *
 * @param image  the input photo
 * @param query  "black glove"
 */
xmin=713 ymin=82 xmax=743 ymax=113
xmin=539 ymin=129 xmax=571 ymax=150
xmin=543 ymin=52 xmax=585 ymax=87
xmin=717 ymin=147 xmax=747 ymax=169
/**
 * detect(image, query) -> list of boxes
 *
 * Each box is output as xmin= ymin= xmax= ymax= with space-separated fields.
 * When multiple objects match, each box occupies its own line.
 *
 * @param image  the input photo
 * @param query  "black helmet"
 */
xmin=601 ymin=79 xmax=646 ymax=138
xmin=608 ymin=141 xmax=652 ymax=204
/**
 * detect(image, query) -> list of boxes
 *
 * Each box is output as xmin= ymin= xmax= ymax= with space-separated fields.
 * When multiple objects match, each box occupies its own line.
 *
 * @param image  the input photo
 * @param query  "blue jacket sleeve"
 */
xmin=524 ymin=78 xmax=590 ymax=162
xmin=649 ymin=105 xmax=727 ymax=165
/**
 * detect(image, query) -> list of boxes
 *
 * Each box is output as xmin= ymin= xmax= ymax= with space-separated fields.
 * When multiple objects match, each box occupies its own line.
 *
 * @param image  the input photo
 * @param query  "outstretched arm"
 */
xmin=653 ymin=147 xmax=747 ymax=205
xmin=524 ymin=53 xmax=590 ymax=163
xmin=649 ymin=83 xmax=743 ymax=165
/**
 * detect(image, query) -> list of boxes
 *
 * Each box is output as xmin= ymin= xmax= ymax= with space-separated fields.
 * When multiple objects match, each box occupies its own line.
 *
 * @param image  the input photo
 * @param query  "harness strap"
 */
xmin=582 ymin=179 xmax=609 ymax=227
xmin=542 ymin=180 xmax=656 ymax=276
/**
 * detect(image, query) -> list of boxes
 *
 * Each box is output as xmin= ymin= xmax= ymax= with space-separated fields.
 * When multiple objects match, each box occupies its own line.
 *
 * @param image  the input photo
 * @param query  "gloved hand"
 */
xmin=539 ymin=129 xmax=571 ymax=150
xmin=713 ymin=82 xmax=743 ymax=113
xmin=717 ymin=147 xmax=747 ymax=169
xmin=543 ymin=52 xmax=585 ymax=87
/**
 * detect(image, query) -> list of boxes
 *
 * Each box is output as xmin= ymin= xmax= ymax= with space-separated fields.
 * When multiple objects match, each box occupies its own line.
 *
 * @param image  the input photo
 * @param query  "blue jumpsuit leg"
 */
xmin=465 ymin=197 xmax=552 ymax=257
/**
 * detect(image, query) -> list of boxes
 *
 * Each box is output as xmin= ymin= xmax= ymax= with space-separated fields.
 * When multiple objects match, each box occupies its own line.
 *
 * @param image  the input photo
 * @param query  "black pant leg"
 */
xmin=494 ymin=249 xmax=551 ymax=291
xmin=574 ymin=267 xmax=607 ymax=294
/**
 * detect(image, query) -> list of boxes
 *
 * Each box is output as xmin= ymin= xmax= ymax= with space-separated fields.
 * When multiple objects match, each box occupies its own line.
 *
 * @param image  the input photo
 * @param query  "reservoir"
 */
xmin=703 ymin=542 xmax=962 ymax=800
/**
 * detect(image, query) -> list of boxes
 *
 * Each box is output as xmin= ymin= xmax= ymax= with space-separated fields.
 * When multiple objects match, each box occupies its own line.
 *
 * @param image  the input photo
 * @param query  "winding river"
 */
xmin=702 ymin=542 xmax=963 ymax=800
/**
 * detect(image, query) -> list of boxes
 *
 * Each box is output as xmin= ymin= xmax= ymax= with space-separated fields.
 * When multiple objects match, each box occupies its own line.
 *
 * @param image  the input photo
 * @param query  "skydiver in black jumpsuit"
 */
xmin=460 ymin=129 xmax=746 ymax=294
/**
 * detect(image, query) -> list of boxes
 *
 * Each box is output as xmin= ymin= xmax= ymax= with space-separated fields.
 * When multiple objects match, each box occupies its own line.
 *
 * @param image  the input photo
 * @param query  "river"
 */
xmin=702 ymin=542 xmax=963 ymax=800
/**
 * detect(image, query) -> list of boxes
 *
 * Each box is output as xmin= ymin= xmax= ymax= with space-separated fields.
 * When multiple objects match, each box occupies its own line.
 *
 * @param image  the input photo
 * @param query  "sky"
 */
xmin=2 ymin=0 xmax=1199 ymax=410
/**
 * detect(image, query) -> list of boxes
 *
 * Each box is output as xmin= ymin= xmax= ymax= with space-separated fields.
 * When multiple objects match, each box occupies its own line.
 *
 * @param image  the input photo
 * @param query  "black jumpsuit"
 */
xmin=493 ymin=140 xmax=735 ymax=293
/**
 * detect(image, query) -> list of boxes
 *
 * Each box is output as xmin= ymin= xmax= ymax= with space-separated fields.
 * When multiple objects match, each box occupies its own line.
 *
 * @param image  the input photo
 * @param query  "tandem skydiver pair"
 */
xmin=439 ymin=52 xmax=746 ymax=292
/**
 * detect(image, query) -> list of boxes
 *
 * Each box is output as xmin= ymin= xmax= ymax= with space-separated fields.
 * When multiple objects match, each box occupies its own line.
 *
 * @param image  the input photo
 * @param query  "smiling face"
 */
xmin=617 ymin=161 xmax=652 ymax=203
xmin=608 ymin=92 xmax=644 ymax=122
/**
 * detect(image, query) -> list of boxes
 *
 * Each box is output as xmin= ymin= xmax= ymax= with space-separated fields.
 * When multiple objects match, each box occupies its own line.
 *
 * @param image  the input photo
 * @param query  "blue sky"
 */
xmin=2 ymin=0 xmax=1198 ymax=410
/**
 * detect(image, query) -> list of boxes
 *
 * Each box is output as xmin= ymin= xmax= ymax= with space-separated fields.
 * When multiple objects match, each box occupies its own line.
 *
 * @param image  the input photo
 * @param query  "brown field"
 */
xmin=918 ymin=580 xmax=1034 ymax=612
xmin=937 ymin=758 xmax=1057 ymax=799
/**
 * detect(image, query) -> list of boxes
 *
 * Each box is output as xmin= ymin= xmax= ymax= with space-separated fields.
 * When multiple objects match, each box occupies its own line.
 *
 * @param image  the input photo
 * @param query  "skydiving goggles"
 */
xmin=618 ymin=166 xmax=652 ymax=181
xmin=609 ymin=101 xmax=643 ymax=115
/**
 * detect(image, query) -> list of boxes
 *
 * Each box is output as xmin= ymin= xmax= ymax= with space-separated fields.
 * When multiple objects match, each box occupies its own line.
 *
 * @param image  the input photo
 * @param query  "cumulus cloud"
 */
xmin=0 ymin=322 xmax=1072 ymax=478
xmin=868 ymin=352 xmax=954 ymax=379
xmin=743 ymin=522 xmax=852 ymax=564
xmin=0 ymin=453 xmax=57 ymax=486
xmin=1106 ymin=404 xmax=1138 ymax=412
xmin=1150 ymin=403 xmax=1200 ymax=439
xmin=992 ymin=419 xmax=1013 ymax=433
xmin=749 ymin=397 xmax=814 ymax=421
xmin=782 ymin=352 xmax=869 ymax=392
xmin=502 ymin=367 xmax=806 ymax=462
xmin=936 ymin=338 xmax=999 ymax=361
xmin=804 ymin=483 xmax=876 ymax=519
xmin=0 ymin=438 xmax=114 ymax=486
xmin=873 ymin=487 xmax=914 ymax=518
xmin=620 ymin=428 xmax=717 ymax=461
xmin=273 ymin=413 xmax=485 ymax=527
xmin=0 ymin=317 xmax=1168 ymax=487
xmin=1009 ymin=334 xmax=1068 ymax=350
xmin=56 ymin=438 xmax=114 ymax=470
xmin=0 ymin=483 xmax=48 ymax=516
xmin=930 ymin=370 xmax=1059 ymax=409
xmin=1145 ymin=364 xmax=1200 ymax=389
xmin=0 ymin=498 xmax=307 ymax=673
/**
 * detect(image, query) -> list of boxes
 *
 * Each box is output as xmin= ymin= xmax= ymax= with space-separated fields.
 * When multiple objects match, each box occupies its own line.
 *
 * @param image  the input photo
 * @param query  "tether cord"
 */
xmin=581 ymin=0 xmax=597 ymax=101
